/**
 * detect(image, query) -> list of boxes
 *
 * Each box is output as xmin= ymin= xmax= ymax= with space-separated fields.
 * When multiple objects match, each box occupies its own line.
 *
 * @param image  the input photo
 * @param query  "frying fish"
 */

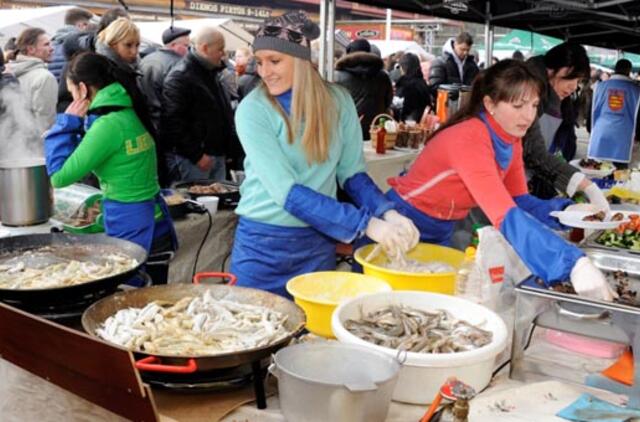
xmin=0 ymin=253 xmax=137 ymax=290
xmin=96 ymin=290 xmax=290 ymax=356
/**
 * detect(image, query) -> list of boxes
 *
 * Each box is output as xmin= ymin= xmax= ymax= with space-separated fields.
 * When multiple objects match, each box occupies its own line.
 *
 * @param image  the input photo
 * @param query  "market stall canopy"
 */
xmin=493 ymin=29 xmax=562 ymax=55
xmin=590 ymin=51 xmax=640 ymax=70
xmin=135 ymin=18 xmax=253 ymax=51
xmin=369 ymin=40 xmax=434 ymax=60
xmin=0 ymin=5 xmax=79 ymax=47
xmin=352 ymin=0 xmax=640 ymax=54
xmin=476 ymin=28 xmax=563 ymax=60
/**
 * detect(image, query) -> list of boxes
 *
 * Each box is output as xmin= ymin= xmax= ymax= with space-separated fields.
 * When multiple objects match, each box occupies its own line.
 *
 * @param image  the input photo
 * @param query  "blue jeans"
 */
xmin=166 ymin=153 xmax=226 ymax=183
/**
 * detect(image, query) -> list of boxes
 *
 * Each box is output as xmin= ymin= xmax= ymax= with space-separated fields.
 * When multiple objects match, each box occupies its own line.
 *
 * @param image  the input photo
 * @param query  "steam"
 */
xmin=0 ymin=82 xmax=45 ymax=165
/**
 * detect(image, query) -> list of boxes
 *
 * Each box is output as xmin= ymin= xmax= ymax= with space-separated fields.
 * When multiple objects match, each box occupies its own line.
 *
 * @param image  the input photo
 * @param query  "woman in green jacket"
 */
xmin=44 ymin=52 xmax=175 ymax=260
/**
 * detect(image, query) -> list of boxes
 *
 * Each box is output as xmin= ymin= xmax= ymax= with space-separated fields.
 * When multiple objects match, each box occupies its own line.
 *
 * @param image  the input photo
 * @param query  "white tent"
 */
xmin=135 ymin=19 xmax=253 ymax=52
xmin=0 ymin=5 xmax=78 ymax=46
xmin=368 ymin=40 xmax=433 ymax=60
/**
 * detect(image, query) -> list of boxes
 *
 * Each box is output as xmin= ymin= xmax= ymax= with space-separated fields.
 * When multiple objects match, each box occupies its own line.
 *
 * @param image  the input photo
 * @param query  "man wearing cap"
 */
xmin=139 ymin=26 xmax=191 ymax=132
xmin=334 ymin=38 xmax=393 ymax=139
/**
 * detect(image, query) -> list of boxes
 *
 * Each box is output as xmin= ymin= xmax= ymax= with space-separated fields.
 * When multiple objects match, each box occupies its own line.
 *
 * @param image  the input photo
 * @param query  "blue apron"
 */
xmin=102 ymin=195 xmax=177 ymax=254
xmin=588 ymin=78 xmax=640 ymax=163
xmin=230 ymin=217 xmax=336 ymax=298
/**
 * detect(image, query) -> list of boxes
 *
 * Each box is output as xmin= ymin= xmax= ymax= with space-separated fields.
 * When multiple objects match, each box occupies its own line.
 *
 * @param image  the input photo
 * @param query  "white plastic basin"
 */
xmin=331 ymin=290 xmax=508 ymax=404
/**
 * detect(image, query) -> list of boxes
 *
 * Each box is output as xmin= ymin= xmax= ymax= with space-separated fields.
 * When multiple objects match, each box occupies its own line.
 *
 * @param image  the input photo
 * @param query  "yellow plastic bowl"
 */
xmin=354 ymin=243 xmax=464 ymax=294
xmin=286 ymin=271 xmax=391 ymax=338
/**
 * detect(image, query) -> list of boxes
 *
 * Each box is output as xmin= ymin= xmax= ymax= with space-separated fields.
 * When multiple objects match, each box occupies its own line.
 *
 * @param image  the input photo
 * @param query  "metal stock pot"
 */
xmin=436 ymin=84 xmax=472 ymax=123
xmin=0 ymin=159 xmax=52 ymax=226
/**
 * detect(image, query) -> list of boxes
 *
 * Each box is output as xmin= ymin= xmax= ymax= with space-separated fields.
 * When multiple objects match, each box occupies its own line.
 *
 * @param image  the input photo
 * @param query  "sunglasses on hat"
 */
xmin=259 ymin=25 xmax=307 ymax=45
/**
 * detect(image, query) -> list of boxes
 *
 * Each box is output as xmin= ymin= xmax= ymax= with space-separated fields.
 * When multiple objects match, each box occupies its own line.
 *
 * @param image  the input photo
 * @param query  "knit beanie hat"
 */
xmin=253 ymin=11 xmax=320 ymax=61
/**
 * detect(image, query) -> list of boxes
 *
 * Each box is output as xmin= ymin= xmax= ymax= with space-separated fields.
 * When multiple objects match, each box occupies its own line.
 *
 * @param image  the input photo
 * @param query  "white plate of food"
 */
xmin=549 ymin=210 xmax=635 ymax=230
xmin=569 ymin=158 xmax=615 ymax=178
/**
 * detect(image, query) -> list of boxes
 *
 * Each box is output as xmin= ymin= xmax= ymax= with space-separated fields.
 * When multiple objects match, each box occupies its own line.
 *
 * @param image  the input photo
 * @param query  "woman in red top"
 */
xmin=387 ymin=60 xmax=614 ymax=301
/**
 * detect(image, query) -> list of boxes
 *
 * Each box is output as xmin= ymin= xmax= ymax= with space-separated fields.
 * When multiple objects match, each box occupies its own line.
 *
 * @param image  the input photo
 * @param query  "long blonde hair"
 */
xmin=98 ymin=17 xmax=139 ymax=47
xmin=266 ymin=58 xmax=336 ymax=164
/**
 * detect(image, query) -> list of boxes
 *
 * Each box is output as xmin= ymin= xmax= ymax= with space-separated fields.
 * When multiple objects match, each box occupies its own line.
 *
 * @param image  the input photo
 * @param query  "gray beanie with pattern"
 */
xmin=253 ymin=11 xmax=321 ymax=61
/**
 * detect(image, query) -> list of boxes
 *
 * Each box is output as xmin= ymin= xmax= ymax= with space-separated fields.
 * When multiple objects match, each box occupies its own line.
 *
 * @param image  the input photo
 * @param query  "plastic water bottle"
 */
xmin=455 ymin=247 xmax=483 ymax=303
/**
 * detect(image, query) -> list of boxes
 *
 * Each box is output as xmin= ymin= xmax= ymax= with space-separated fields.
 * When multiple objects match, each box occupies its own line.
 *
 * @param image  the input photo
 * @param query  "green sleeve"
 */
xmin=235 ymin=97 xmax=298 ymax=206
xmin=50 ymin=118 xmax=121 ymax=188
xmin=335 ymin=87 xmax=367 ymax=187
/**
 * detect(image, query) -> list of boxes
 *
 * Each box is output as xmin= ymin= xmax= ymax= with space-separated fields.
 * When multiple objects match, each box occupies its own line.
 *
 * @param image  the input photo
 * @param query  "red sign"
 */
xmin=338 ymin=24 xmax=414 ymax=41
xmin=608 ymin=89 xmax=625 ymax=111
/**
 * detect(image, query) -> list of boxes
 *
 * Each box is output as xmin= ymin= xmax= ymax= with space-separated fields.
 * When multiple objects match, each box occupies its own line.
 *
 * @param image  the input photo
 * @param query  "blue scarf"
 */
xmin=478 ymin=112 xmax=513 ymax=170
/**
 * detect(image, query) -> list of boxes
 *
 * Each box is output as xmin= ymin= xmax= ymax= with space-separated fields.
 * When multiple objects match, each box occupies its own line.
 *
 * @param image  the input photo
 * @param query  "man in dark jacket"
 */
xmin=48 ymin=7 xmax=93 ymax=82
xmin=161 ymin=27 xmax=239 ymax=183
xmin=429 ymin=32 xmax=479 ymax=89
xmin=334 ymin=38 xmax=393 ymax=140
xmin=139 ymin=26 xmax=190 ymax=132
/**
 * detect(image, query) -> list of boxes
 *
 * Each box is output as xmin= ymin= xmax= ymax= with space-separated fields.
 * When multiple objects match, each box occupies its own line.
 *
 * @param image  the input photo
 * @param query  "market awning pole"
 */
xmin=484 ymin=2 xmax=493 ymax=67
xmin=386 ymin=8 xmax=392 ymax=41
xmin=327 ymin=0 xmax=336 ymax=82
xmin=318 ymin=0 xmax=336 ymax=81
xmin=319 ymin=0 xmax=328 ymax=79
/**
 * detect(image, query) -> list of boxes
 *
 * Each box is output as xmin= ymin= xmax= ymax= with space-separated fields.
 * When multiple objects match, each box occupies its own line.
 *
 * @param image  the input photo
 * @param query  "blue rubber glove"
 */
xmin=44 ymin=114 xmax=83 ymax=176
xmin=500 ymin=206 xmax=584 ymax=286
xmin=343 ymin=172 xmax=396 ymax=218
xmin=284 ymin=184 xmax=371 ymax=243
xmin=513 ymin=194 xmax=573 ymax=231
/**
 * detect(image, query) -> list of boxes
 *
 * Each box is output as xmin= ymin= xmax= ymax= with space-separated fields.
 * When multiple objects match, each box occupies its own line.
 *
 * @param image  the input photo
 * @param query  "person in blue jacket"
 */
xmin=588 ymin=58 xmax=640 ymax=166
xmin=230 ymin=11 xmax=420 ymax=297
xmin=44 ymin=52 xmax=176 ymax=264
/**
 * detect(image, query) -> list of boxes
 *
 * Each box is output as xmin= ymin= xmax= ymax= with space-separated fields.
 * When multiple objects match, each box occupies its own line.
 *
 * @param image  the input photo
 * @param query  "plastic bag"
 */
xmin=476 ymin=226 xmax=531 ymax=309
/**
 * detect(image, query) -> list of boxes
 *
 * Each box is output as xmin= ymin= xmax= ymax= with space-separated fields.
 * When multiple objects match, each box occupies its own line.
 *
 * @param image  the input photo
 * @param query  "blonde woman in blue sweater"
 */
xmin=230 ymin=12 xmax=419 ymax=297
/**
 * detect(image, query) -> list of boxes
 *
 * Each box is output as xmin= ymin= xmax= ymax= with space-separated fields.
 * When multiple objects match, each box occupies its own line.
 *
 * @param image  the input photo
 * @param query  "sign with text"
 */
xmin=338 ymin=24 xmax=414 ymax=41
xmin=186 ymin=1 xmax=271 ymax=18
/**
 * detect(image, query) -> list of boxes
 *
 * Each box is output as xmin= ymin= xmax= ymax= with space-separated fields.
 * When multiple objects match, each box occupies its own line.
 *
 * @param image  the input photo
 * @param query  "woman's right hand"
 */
xmin=65 ymin=98 xmax=90 ymax=118
xmin=570 ymin=257 xmax=617 ymax=301
xmin=365 ymin=216 xmax=414 ymax=255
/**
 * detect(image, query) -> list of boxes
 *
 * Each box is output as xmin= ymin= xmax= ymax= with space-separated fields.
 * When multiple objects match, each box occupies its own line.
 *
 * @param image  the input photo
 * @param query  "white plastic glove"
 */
xmin=570 ymin=257 xmax=617 ymax=301
xmin=383 ymin=209 xmax=420 ymax=250
xmin=365 ymin=217 xmax=413 ymax=255
xmin=583 ymin=182 xmax=611 ymax=214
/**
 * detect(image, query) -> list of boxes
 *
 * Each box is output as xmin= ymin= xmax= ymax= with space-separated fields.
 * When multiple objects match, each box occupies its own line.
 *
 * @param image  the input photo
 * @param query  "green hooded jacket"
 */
xmin=51 ymin=82 xmax=160 ymax=202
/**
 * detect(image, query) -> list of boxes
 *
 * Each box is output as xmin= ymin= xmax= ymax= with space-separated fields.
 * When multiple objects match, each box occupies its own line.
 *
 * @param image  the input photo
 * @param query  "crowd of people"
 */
xmin=1 ymin=7 xmax=635 ymax=301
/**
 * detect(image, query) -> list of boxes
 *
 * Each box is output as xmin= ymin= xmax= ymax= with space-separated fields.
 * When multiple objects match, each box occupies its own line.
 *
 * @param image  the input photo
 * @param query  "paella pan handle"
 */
xmin=192 ymin=272 xmax=237 ymax=285
xmin=134 ymin=356 xmax=198 ymax=373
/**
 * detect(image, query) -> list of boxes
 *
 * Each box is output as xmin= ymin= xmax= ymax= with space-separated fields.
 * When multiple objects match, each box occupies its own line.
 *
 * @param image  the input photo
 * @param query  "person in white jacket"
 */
xmin=10 ymin=28 xmax=57 ymax=135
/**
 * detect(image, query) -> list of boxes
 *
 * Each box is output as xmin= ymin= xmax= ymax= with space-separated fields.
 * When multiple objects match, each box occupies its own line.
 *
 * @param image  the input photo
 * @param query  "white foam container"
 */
xmin=331 ymin=290 xmax=508 ymax=404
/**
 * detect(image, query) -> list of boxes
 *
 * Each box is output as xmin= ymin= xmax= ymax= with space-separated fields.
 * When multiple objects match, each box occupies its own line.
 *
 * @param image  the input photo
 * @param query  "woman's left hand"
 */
xmin=65 ymin=98 xmax=90 ymax=118
xmin=383 ymin=209 xmax=420 ymax=250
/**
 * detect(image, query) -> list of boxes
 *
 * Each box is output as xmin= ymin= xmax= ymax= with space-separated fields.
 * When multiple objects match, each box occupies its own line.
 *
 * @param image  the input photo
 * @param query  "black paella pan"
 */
xmin=81 ymin=279 xmax=306 ymax=377
xmin=0 ymin=233 xmax=147 ymax=307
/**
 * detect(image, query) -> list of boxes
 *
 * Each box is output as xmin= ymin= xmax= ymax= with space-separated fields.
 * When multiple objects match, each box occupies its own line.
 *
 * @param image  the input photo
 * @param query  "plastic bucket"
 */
xmin=286 ymin=271 xmax=391 ymax=338
xmin=354 ymin=243 xmax=464 ymax=294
